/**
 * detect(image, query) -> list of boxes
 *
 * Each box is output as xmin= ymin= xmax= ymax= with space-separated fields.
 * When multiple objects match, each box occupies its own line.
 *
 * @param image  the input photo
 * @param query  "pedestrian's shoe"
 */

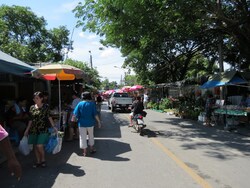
xmin=41 ymin=161 xmax=47 ymax=168
xmin=33 ymin=162 xmax=41 ymax=168
xmin=90 ymin=149 xmax=97 ymax=154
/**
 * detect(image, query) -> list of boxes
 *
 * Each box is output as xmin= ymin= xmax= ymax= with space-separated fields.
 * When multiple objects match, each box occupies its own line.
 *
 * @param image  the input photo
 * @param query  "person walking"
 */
xmin=95 ymin=94 xmax=102 ymax=118
xmin=72 ymin=92 xmax=101 ymax=157
xmin=66 ymin=91 xmax=81 ymax=141
xmin=24 ymin=91 xmax=57 ymax=168
xmin=143 ymin=93 xmax=149 ymax=109
xmin=205 ymin=94 xmax=215 ymax=127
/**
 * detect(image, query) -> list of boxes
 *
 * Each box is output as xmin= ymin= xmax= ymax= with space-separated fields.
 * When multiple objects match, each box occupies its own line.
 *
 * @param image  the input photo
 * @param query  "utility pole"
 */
xmin=89 ymin=50 xmax=93 ymax=68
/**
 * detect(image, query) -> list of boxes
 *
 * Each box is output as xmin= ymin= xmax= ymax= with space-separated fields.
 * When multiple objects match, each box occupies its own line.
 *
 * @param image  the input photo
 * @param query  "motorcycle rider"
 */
xmin=129 ymin=96 xmax=144 ymax=127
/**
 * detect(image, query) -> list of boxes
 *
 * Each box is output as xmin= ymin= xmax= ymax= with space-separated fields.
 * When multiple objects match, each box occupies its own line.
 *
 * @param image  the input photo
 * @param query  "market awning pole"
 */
xmin=58 ymin=79 xmax=61 ymax=130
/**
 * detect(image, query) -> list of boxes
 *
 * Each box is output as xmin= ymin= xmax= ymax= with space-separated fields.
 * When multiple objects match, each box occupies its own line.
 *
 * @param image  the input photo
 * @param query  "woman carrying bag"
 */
xmin=24 ymin=91 xmax=57 ymax=168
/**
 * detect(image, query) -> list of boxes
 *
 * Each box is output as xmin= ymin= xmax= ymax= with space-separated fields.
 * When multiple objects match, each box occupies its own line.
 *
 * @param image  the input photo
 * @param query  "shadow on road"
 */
xmin=1 ymin=111 xmax=132 ymax=188
xmin=91 ymin=139 xmax=131 ymax=161
xmin=147 ymin=113 xmax=250 ymax=160
xmin=0 ymin=140 xmax=86 ymax=188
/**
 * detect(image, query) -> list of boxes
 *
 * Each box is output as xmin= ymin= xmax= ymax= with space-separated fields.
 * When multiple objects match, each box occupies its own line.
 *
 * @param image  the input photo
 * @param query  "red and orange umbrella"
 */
xmin=32 ymin=64 xmax=84 ymax=128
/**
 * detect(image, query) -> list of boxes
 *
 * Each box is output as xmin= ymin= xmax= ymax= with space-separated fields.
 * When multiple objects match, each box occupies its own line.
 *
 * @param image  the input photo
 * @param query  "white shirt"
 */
xmin=71 ymin=98 xmax=81 ymax=110
xmin=143 ymin=94 xmax=149 ymax=102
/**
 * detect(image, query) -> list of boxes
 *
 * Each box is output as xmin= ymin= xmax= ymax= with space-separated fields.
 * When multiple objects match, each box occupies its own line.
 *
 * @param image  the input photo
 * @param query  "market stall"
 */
xmin=200 ymin=70 xmax=250 ymax=129
xmin=213 ymin=106 xmax=250 ymax=129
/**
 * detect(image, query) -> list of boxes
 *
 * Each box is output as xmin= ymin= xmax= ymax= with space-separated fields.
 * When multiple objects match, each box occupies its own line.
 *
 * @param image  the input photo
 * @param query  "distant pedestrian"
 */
xmin=5 ymin=97 xmax=29 ymax=139
xmin=42 ymin=91 xmax=49 ymax=106
xmin=72 ymin=92 xmax=101 ymax=156
xmin=143 ymin=93 xmax=149 ymax=109
xmin=66 ymin=90 xmax=81 ymax=141
xmin=24 ymin=91 xmax=57 ymax=168
xmin=205 ymin=94 xmax=215 ymax=127
xmin=95 ymin=94 xmax=102 ymax=118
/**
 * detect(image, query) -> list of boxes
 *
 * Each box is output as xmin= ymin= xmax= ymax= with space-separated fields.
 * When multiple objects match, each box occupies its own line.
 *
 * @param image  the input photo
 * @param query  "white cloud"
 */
xmin=58 ymin=1 xmax=79 ymax=13
xmin=79 ymin=32 xmax=85 ymax=38
xmin=88 ymin=34 xmax=97 ymax=40
xmin=78 ymin=32 xmax=97 ymax=40
xmin=100 ymin=48 xmax=116 ymax=58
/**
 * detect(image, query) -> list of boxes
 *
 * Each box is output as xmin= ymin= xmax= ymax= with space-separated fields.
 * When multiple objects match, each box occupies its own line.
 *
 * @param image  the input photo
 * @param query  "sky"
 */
xmin=1 ymin=0 xmax=127 ymax=83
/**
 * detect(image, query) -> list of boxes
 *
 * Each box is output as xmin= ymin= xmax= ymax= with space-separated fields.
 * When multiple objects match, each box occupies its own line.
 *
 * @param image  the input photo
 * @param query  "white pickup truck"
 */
xmin=108 ymin=92 xmax=133 ymax=112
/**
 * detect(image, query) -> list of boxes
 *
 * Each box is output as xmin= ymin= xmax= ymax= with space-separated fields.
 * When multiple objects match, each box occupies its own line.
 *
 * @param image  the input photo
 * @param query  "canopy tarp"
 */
xmin=200 ymin=70 xmax=248 ymax=89
xmin=0 ymin=50 xmax=35 ymax=76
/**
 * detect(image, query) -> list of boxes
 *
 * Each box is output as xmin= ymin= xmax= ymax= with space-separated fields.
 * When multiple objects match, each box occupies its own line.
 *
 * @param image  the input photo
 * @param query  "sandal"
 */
xmin=41 ymin=161 xmax=47 ymax=168
xmin=83 ymin=152 xmax=87 ymax=157
xmin=33 ymin=162 xmax=41 ymax=168
xmin=90 ymin=149 xmax=97 ymax=154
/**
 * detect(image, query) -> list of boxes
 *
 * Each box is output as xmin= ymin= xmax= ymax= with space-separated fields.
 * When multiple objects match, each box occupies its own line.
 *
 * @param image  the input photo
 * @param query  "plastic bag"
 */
xmin=18 ymin=136 xmax=30 ymax=155
xmin=45 ymin=135 xmax=58 ymax=153
xmin=52 ymin=136 xmax=63 ymax=154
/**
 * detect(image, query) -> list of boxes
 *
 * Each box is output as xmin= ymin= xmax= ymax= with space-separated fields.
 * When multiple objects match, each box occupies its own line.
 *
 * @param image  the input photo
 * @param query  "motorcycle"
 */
xmin=132 ymin=111 xmax=147 ymax=136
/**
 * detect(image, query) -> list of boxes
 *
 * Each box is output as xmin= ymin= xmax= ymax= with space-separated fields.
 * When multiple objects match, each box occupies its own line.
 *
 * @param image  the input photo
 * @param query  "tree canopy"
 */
xmin=63 ymin=58 xmax=101 ymax=88
xmin=0 ymin=5 xmax=70 ymax=63
xmin=74 ymin=0 xmax=250 ymax=84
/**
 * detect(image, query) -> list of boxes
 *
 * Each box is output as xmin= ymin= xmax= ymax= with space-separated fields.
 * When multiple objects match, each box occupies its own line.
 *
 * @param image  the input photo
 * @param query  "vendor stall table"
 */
xmin=214 ymin=108 xmax=249 ymax=129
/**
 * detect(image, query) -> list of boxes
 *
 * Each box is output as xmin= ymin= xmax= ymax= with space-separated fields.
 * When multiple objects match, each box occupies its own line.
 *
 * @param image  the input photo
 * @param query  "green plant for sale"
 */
xmin=147 ymin=101 xmax=154 ymax=109
xmin=158 ymin=98 xmax=172 ymax=111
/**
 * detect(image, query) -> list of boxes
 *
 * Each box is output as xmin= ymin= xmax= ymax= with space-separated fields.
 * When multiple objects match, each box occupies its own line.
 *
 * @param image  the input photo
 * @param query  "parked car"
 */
xmin=108 ymin=92 xmax=133 ymax=112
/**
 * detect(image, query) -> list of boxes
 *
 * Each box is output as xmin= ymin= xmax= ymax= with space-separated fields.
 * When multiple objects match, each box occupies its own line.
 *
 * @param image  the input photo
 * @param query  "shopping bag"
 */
xmin=18 ymin=136 xmax=30 ymax=155
xmin=52 ymin=136 xmax=63 ymax=154
xmin=52 ymin=131 xmax=64 ymax=154
xmin=45 ymin=135 xmax=58 ymax=153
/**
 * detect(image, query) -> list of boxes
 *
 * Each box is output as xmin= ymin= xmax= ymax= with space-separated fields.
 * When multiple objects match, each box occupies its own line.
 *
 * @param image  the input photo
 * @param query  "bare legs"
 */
xmin=67 ymin=122 xmax=79 ymax=141
xmin=33 ymin=144 xmax=46 ymax=167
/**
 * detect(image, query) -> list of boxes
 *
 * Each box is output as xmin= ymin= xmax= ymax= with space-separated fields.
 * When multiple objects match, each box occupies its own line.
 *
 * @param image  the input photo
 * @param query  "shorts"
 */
xmin=28 ymin=133 xmax=49 ymax=145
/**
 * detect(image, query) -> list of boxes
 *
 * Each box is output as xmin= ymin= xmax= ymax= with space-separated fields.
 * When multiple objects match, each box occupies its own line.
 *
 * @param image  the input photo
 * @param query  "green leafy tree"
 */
xmin=63 ymin=58 xmax=101 ymax=88
xmin=101 ymin=78 xmax=110 ymax=90
xmin=100 ymin=78 xmax=118 ymax=90
xmin=0 ymin=5 xmax=70 ymax=63
xmin=109 ymin=81 xmax=118 ymax=90
xmin=124 ymin=74 xmax=138 ymax=86
xmin=74 ymin=0 xmax=250 ymax=84
xmin=73 ymin=0 xmax=215 ymax=84
xmin=203 ymin=1 xmax=250 ymax=70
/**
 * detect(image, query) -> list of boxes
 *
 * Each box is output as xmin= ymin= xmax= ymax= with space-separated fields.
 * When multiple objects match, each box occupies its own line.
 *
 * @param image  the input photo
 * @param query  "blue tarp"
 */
xmin=200 ymin=71 xmax=248 ymax=89
xmin=0 ymin=50 xmax=35 ymax=76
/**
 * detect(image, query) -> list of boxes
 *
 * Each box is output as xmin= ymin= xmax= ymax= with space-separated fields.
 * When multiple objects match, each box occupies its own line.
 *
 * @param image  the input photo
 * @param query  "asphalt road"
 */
xmin=1 ymin=102 xmax=250 ymax=188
